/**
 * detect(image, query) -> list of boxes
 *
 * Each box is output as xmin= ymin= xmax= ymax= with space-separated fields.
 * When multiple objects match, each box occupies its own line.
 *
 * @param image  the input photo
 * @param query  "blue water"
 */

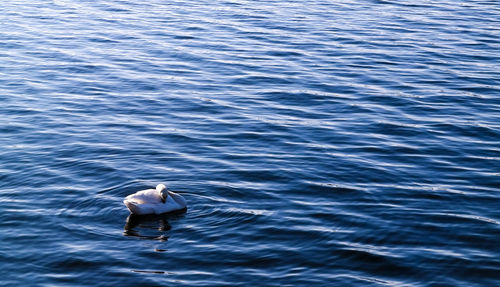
xmin=1 ymin=0 xmax=499 ymax=286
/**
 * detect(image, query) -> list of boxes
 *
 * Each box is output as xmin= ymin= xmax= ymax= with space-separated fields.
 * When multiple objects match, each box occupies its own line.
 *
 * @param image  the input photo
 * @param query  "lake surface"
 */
xmin=1 ymin=0 xmax=499 ymax=286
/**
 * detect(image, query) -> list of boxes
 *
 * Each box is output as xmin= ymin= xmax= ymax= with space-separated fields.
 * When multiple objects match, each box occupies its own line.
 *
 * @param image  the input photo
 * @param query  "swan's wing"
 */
xmin=125 ymin=189 xmax=162 ymax=204
xmin=123 ymin=200 xmax=156 ymax=215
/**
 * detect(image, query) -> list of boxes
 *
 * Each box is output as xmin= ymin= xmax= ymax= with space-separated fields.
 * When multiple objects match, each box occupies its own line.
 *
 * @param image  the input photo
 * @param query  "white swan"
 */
xmin=123 ymin=184 xmax=187 ymax=215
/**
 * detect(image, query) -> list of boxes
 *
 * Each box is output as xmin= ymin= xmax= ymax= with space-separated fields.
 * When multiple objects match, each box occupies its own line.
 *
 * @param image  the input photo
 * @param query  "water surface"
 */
xmin=1 ymin=0 xmax=499 ymax=286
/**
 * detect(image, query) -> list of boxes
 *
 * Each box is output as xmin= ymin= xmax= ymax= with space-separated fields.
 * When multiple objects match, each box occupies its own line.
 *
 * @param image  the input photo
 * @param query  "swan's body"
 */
xmin=124 ymin=184 xmax=187 ymax=215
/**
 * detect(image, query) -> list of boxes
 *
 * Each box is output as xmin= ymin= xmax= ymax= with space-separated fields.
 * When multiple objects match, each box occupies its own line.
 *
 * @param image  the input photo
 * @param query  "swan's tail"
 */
xmin=124 ymin=200 xmax=141 ymax=214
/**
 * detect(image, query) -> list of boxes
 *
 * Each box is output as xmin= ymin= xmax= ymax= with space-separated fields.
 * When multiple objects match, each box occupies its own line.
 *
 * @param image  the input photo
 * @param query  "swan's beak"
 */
xmin=157 ymin=184 xmax=168 ymax=203
xmin=160 ymin=191 xmax=168 ymax=203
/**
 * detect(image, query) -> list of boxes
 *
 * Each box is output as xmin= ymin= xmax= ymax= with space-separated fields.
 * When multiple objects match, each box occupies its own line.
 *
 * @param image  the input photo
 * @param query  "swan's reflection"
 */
xmin=123 ymin=208 xmax=186 ymax=241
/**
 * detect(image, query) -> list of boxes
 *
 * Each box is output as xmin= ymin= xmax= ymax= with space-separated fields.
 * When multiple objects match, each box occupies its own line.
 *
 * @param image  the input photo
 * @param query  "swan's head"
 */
xmin=156 ymin=184 xmax=168 ymax=203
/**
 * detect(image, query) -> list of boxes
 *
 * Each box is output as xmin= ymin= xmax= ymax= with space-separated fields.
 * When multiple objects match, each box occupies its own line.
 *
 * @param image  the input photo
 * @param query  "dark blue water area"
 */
xmin=1 ymin=0 xmax=499 ymax=286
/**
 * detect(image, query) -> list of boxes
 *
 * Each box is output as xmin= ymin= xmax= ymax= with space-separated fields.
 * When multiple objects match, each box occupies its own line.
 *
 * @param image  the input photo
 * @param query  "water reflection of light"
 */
xmin=123 ymin=209 xmax=186 ymax=241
